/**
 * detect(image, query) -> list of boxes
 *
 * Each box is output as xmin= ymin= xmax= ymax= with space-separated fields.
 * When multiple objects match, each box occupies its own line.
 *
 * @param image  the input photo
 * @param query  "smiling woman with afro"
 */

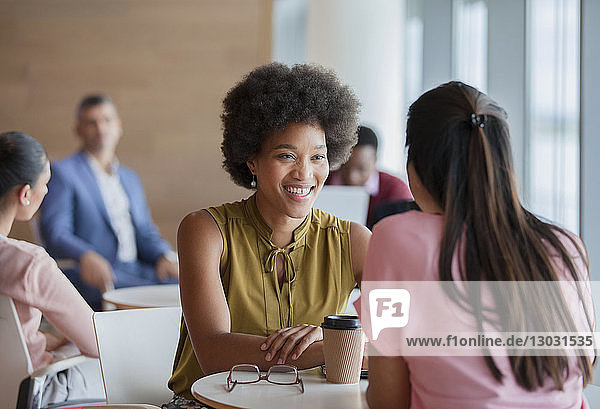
xmin=165 ymin=62 xmax=371 ymax=409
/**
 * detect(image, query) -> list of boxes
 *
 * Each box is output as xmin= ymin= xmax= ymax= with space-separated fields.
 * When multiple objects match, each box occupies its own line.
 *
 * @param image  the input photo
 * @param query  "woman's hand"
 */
xmin=260 ymin=324 xmax=323 ymax=364
xmin=80 ymin=250 xmax=115 ymax=291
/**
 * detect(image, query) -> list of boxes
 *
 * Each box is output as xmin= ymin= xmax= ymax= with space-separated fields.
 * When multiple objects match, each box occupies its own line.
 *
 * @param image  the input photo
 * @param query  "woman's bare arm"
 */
xmin=350 ymin=221 xmax=372 ymax=286
xmin=367 ymin=355 xmax=411 ymax=409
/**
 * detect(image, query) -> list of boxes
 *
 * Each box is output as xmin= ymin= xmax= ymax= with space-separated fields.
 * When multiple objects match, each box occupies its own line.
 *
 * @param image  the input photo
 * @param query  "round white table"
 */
xmin=191 ymin=368 xmax=368 ymax=409
xmin=101 ymin=284 xmax=180 ymax=309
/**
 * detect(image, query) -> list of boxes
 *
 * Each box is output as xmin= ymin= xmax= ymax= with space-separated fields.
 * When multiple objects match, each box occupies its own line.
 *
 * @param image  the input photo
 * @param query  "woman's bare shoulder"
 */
xmin=178 ymin=209 xmax=223 ymax=250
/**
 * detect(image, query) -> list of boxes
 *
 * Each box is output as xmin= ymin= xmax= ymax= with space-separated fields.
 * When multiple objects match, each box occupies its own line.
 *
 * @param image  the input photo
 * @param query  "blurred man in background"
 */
xmin=326 ymin=125 xmax=413 ymax=229
xmin=40 ymin=94 xmax=178 ymax=310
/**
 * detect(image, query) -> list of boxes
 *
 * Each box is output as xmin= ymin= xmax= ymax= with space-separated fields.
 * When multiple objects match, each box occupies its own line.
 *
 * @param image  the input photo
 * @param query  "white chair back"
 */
xmin=93 ymin=307 xmax=181 ymax=405
xmin=0 ymin=294 xmax=34 ymax=409
xmin=0 ymin=294 xmax=101 ymax=409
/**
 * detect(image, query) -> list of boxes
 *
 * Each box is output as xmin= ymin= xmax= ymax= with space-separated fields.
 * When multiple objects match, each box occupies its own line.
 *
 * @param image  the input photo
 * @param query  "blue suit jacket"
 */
xmin=40 ymin=151 xmax=172 ymax=270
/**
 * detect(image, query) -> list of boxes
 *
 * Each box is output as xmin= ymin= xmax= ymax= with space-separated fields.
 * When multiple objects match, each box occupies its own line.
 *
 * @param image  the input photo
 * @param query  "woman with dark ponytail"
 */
xmin=0 ymin=131 xmax=101 ymax=407
xmin=360 ymin=82 xmax=595 ymax=408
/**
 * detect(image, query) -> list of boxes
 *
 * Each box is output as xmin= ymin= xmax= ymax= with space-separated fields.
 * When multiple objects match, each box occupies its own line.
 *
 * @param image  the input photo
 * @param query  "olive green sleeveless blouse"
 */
xmin=168 ymin=194 xmax=355 ymax=399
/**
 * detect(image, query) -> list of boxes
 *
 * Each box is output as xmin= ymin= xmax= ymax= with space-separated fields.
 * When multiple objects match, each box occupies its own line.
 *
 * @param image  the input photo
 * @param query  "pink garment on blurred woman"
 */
xmin=0 ymin=236 xmax=98 ymax=370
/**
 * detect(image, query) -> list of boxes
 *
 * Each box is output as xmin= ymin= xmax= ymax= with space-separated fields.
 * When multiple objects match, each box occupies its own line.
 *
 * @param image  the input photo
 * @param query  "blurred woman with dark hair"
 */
xmin=0 ymin=131 xmax=100 ymax=407
xmin=361 ymin=82 xmax=595 ymax=409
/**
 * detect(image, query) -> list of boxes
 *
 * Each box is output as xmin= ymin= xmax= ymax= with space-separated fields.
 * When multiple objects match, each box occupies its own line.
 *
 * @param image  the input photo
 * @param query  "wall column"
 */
xmin=306 ymin=0 xmax=406 ymax=177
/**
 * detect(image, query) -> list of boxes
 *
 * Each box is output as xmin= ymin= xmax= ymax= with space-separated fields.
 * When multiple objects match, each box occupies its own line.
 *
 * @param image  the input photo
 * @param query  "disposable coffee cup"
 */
xmin=321 ymin=315 xmax=364 ymax=384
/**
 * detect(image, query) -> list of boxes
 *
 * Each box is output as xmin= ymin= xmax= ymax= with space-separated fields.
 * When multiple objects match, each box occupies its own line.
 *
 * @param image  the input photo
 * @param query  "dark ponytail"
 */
xmin=0 ymin=131 xmax=47 ymax=200
xmin=406 ymin=81 xmax=594 ymax=390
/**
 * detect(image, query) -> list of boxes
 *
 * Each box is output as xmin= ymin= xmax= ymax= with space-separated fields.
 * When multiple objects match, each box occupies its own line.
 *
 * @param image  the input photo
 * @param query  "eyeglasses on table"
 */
xmin=226 ymin=364 xmax=305 ymax=393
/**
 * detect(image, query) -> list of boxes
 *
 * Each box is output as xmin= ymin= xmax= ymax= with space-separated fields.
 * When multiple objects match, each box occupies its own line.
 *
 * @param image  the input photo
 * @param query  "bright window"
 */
xmin=405 ymin=0 xmax=424 ymax=108
xmin=452 ymin=0 xmax=488 ymax=92
xmin=526 ymin=0 xmax=580 ymax=233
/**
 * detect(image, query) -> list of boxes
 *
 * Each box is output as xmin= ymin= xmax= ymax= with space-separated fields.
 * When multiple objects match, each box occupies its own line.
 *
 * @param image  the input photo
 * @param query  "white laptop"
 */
xmin=313 ymin=185 xmax=370 ymax=225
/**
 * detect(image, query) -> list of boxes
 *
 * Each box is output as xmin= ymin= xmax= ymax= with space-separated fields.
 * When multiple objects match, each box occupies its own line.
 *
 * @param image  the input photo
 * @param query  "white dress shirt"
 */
xmin=85 ymin=154 xmax=137 ymax=263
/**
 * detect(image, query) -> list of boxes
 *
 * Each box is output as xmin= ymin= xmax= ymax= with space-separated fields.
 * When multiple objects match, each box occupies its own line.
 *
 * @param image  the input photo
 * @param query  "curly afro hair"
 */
xmin=221 ymin=62 xmax=361 ymax=189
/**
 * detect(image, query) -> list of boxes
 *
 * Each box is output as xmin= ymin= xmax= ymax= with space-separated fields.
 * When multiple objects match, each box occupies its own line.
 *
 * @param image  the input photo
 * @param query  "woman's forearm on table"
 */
xmin=196 ymin=332 xmax=324 ymax=375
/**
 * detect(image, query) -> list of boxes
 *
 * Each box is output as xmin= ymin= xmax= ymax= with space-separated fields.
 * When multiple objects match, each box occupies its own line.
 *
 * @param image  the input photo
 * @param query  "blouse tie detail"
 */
xmin=245 ymin=194 xmax=311 ymax=332
xmin=264 ymin=242 xmax=298 ymax=327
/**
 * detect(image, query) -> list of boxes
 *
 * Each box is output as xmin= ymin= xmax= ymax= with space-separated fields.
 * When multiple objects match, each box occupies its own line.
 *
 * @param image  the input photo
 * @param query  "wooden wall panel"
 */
xmin=0 ymin=0 xmax=271 ymax=247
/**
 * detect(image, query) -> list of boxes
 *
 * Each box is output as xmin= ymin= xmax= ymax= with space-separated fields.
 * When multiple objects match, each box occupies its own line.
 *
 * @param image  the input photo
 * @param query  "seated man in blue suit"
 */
xmin=40 ymin=94 xmax=178 ymax=310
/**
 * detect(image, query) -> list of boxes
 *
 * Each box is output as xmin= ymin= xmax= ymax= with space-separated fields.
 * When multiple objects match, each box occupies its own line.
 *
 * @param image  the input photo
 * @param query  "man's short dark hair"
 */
xmin=356 ymin=125 xmax=378 ymax=152
xmin=76 ymin=94 xmax=115 ymax=119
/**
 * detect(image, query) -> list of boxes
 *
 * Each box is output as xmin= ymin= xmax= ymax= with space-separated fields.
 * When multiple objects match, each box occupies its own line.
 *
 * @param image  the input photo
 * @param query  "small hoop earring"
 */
xmin=250 ymin=174 xmax=257 ymax=189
